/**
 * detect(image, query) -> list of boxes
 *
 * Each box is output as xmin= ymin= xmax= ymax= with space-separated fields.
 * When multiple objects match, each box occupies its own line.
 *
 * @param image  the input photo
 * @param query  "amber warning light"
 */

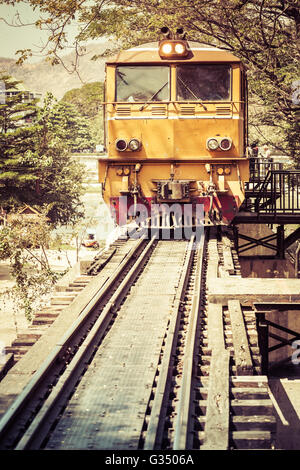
xmin=159 ymin=40 xmax=189 ymax=59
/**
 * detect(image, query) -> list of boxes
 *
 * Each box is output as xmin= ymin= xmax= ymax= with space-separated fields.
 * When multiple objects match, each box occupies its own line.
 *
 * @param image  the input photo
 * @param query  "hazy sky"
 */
xmin=0 ymin=3 xmax=79 ymax=62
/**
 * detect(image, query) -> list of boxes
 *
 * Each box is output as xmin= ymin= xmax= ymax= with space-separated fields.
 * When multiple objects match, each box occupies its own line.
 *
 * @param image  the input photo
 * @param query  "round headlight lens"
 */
xmin=220 ymin=138 xmax=232 ymax=151
xmin=128 ymin=138 xmax=141 ymax=151
xmin=207 ymin=138 xmax=219 ymax=151
xmin=115 ymin=139 xmax=127 ymax=152
xmin=175 ymin=43 xmax=185 ymax=54
xmin=161 ymin=43 xmax=173 ymax=55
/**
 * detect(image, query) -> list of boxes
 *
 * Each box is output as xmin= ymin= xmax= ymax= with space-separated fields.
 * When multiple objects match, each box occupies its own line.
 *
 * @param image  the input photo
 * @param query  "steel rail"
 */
xmin=173 ymin=229 xmax=207 ymax=450
xmin=143 ymin=235 xmax=195 ymax=450
xmin=14 ymin=235 xmax=157 ymax=450
xmin=0 ymin=234 xmax=151 ymax=449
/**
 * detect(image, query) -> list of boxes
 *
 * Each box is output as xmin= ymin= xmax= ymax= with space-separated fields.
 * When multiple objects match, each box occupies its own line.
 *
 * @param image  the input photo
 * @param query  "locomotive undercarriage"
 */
xmin=109 ymin=193 xmax=238 ymax=229
xmin=100 ymin=159 xmax=246 ymax=229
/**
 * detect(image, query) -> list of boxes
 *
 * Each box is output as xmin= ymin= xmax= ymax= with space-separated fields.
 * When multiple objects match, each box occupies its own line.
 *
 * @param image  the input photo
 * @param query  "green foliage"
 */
xmin=0 ymin=82 xmax=86 ymax=225
xmin=61 ymin=82 xmax=104 ymax=145
xmin=47 ymin=99 xmax=96 ymax=152
xmin=0 ymin=74 xmax=40 ymax=205
xmin=61 ymin=82 xmax=103 ymax=120
xmin=89 ymin=111 xmax=104 ymax=146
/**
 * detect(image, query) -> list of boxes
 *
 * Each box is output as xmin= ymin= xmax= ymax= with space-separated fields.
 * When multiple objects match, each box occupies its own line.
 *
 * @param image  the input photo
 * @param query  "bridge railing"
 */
xmin=254 ymin=169 xmax=300 ymax=215
xmin=245 ymin=159 xmax=284 ymax=192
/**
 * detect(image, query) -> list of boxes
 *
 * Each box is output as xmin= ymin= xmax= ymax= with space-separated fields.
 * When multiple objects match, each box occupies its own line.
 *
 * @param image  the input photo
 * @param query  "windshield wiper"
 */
xmin=178 ymin=78 xmax=208 ymax=110
xmin=117 ymin=70 xmax=128 ymax=85
xmin=139 ymin=82 xmax=168 ymax=111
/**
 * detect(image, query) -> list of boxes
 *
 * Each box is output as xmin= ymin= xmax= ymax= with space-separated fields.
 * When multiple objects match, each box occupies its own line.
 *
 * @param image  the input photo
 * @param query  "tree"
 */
xmin=29 ymin=93 xmax=87 ymax=224
xmin=47 ymin=99 xmax=96 ymax=152
xmin=0 ymin=74 xmax=40 ymax=208
xmin=61 ymin=82 xmax=104 ymax=120
xmin=0 ymin=81 xmax=86 ymax=225
xmin=1 ymin=0 xmax=299 ymax=159
xmin=0 ymin=212 xmax=59 ymax=321
xmin=61 ymin=82 xmax=104 ymax=145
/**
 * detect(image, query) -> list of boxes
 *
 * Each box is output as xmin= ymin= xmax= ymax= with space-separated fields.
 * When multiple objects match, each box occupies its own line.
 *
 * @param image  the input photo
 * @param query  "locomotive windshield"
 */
xmin=176 ymin=64 xmax=231 ymax=101
xmin=116 ymin=66 xmax=170 ymax=102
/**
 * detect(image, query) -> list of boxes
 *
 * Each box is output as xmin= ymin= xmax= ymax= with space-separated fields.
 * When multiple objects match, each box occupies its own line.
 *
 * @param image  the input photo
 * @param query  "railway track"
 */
xmin=0 ymin=228 xmax=276 ymax=450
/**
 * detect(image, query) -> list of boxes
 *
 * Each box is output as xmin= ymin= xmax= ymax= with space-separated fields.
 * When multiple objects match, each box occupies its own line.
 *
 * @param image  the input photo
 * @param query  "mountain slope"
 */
xmin=0 ymin=42 xmax=109 ymax=99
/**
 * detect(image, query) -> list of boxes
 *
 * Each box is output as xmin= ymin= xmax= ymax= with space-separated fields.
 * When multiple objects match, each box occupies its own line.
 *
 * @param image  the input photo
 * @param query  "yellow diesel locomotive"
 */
xmin=99 ymin=28 xmax=249 ymax=227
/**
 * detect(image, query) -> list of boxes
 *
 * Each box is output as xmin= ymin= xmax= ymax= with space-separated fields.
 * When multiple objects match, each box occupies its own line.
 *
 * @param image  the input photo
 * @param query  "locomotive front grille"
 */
xmin=215 ymin=105 xmax=232 ymax=116
xmin=180 ymin=105 xmax=195 ymax=115
xmin=116 ymin=106 xmax=131 ymax=116
xmin=151 ymin=106 xmax=167 ymax=116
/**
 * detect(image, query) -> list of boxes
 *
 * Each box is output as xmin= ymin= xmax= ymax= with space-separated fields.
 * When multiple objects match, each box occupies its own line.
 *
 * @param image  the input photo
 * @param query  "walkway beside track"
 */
xmin=208 ymin=278 xmax=300 ymax=304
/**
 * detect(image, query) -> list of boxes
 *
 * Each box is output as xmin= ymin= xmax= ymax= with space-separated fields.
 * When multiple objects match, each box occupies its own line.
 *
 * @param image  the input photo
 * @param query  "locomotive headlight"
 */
xmin=161 ymin=42 xmax=173 ymax=55
xmin=174 ymin=43 xmax=186 ymax=54
xmin=206 ymin=138 xmax=219 ymax=151
xmin=115 ymin=139 xmax=127 ymax=152
xmin=220 ymin=137 xmax=232 ymax=151
xmin=128 ymin=138 xmax=141 ymax=151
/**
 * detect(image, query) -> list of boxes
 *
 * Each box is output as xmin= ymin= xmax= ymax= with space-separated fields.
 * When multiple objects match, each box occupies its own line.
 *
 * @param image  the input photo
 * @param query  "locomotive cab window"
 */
xmin=116 ymin=66 xmax=170 ymax=102
xmin=176 ymin=64 xmax=231 ymax=101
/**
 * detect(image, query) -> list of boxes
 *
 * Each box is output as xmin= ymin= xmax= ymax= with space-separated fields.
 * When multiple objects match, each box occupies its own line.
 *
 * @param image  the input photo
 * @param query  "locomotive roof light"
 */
xmin=220 ymin=137 xmax=232 ymax=151
xmin=206 ymin=138 xmax=219 ymax=151
xmin=174 ymin=43 xmax=186 ymax=54
xmin=128 ymin=138 xmax=142 ymax=151
xmin=115 ymin=138 xmax=127 ymax=152
xmin=161 ymin=42 xmax=173 ymax=55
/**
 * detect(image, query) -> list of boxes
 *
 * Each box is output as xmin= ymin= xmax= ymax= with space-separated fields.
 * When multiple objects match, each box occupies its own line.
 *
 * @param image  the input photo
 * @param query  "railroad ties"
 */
xmin=195 ymin=231 xmax=276 ymax=450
